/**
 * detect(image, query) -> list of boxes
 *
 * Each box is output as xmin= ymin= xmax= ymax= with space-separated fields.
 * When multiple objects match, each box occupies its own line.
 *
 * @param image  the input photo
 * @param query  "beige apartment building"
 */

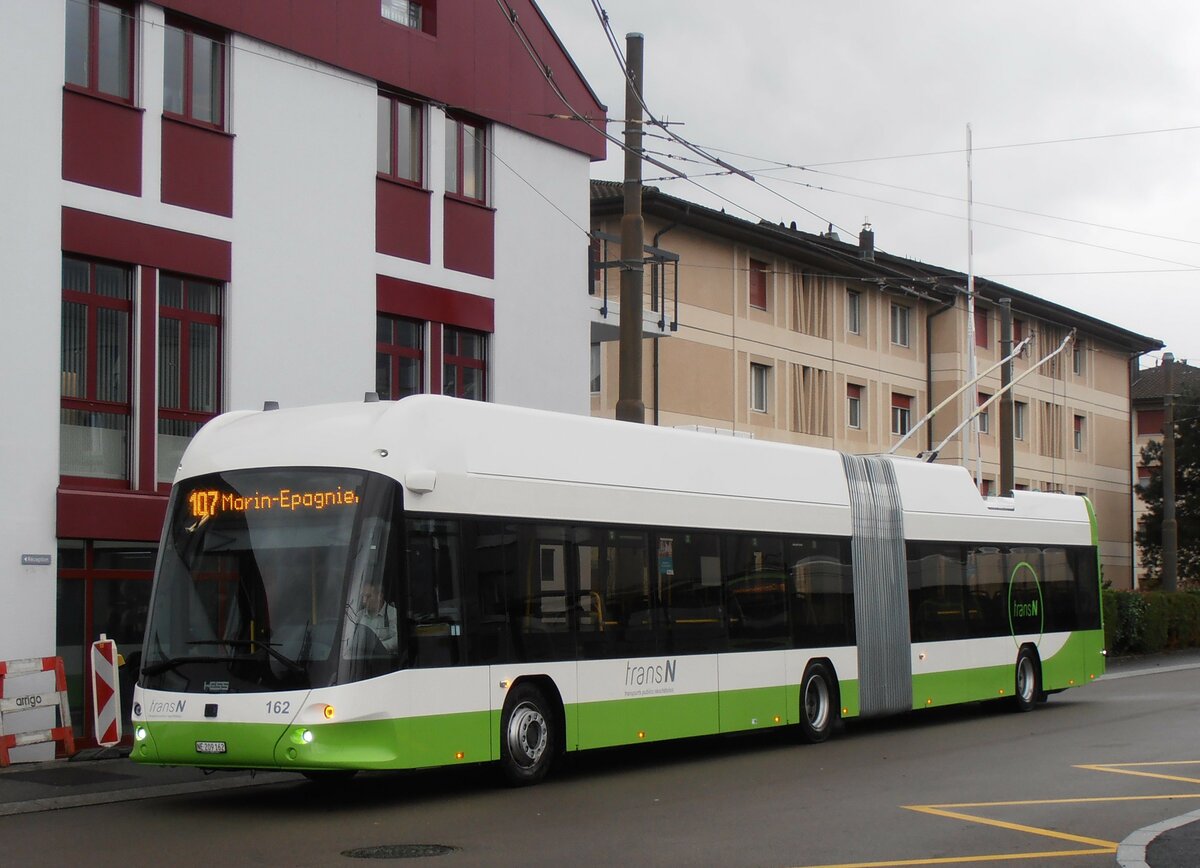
xmin=590 ymin=182 xmax=1161 ymax=590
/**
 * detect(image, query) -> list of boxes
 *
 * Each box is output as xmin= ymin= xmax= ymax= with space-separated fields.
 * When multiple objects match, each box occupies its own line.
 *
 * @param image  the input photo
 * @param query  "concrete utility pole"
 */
xmin=999 ymin=299 xmax=1015 ymax=496
xmin=615 ymin=32 xmax=645 ymax=424
xmin=1162 ymin=353 xmax=1178 ymax=592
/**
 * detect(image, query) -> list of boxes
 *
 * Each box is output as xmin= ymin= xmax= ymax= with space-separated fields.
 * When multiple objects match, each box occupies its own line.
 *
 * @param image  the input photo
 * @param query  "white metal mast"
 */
xmin=964 ymin=124 xmax=980 ymax=486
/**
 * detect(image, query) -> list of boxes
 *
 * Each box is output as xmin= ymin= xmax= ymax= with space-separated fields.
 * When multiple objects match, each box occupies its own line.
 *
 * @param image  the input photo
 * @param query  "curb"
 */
xmin=0 ymin=770 xmax=292 ymax=817
xmin=1116 ymin=807 xmax=1200 ymax=868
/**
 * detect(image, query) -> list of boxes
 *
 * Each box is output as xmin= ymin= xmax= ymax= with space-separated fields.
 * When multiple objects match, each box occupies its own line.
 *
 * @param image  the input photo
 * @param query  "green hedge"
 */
xmin=1103 ymin=590 xmax=1200 ymax=655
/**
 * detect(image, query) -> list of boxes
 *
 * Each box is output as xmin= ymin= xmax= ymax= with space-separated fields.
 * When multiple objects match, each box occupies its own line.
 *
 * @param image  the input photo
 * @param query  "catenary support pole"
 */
xmin=615 ymin=33 xmax=645 ymax=424
xmin=999 ymin=299 xmax=1014 ymax=495
xmin=1162 ymin=353 xmax=1178 ymax=592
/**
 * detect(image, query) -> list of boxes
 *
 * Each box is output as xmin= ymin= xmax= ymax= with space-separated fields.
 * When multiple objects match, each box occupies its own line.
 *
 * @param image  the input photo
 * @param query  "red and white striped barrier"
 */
xmin=0 ymin=656 xmax=75 ymax=766
xmin=91 ymin=635 xmax=122 ymax=748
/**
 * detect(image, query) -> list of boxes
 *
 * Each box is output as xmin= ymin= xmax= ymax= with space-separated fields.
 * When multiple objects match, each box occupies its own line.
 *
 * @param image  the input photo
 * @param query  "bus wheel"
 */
xmin=798 ymin=663 xmax=836 ymax=744
xmin=500 ymin=683 xmax=556 ymax=786
xmin=1014 ymin=649 xmax=1041 ymax=713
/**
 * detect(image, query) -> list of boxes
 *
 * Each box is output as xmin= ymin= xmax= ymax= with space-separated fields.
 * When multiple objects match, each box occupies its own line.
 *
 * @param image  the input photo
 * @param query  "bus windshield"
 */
xmin=140 ymin=468 xmax=401 ymax=694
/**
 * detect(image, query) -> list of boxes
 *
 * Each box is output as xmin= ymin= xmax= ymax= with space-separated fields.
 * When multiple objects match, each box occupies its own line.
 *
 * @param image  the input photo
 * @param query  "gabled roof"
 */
xmin=591 ymin=181 xmax=1163 ymax=353
xmin=1132 ymin=361 xmax=1200 ymax=401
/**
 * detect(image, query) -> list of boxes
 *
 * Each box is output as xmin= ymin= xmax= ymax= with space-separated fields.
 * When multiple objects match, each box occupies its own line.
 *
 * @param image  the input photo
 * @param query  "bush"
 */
xmin=1102 ymin=589 xmax=1200 ymax=655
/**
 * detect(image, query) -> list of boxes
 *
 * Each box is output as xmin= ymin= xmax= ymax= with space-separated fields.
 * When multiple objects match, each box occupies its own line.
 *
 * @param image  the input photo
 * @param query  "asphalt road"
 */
xmin=2 ymin=655 xmax=1198 ymax=868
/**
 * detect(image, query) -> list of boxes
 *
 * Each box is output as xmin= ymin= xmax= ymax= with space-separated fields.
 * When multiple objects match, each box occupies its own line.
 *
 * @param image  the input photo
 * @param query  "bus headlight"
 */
xmin=135 ymin=726 xmax=148 ymax=742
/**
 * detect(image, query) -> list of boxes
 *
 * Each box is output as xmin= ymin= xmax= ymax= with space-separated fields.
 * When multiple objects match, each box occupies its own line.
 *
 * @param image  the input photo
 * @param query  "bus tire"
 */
xmin=500 ymin=682 xmax=556 ymax=786
xmin=1013 ymin=648 xmax=1041 ymax=713
xmin=798 ymin=663 xmax=836 ymax=744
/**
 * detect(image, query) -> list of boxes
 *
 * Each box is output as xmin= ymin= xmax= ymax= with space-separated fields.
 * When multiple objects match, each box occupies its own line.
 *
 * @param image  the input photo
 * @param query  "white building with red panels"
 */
xmin=0 ymin=0 xmax=605 ymax=745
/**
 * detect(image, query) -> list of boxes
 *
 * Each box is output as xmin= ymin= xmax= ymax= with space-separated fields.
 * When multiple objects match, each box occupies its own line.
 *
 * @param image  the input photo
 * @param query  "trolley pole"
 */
xmin=999 ymin=299 xmax=1015 ymax=496
xmin=1162 ymin=353 xmax=1178 ymax=592
xmin=615 ymin=32 xmax=646 ymax=424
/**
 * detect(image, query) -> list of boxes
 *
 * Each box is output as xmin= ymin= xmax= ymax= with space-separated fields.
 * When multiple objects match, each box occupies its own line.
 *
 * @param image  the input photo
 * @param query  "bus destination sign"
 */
xmin=187 ymin=487 xmax=361 ymax=519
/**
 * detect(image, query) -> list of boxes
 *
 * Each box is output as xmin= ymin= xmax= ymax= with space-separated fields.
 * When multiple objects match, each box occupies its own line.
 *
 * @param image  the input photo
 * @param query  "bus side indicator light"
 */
xmin=455 ymin=752 xmax=465 ymax=760
xmin=774 ymin=715 xmax=781 ymax=724
xmin=842 ymin=707 xmax=848 ymax=715
xmin=925 ymin=698 xmax=932 ymax=706
xmin=998 ymin=689 xmax=1005 ymax=696
xmin=637 ymin=731 xmax=645 ymax=739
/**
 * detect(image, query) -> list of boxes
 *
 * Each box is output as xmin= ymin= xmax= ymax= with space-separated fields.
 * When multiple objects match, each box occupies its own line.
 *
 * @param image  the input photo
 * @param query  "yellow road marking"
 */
xmin=1076 ymin=761 xmax=1200 ymax=786
xmin=789 ymin=760 xmax=1200 ymax=868
xmin=902 ymin=806 xmax=1118 ymax=849
xmin=790 ymin=849 xmax=1113 ymax=868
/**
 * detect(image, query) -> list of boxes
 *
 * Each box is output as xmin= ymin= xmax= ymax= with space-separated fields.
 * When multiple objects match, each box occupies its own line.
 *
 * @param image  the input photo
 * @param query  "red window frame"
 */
xmin=443 ymin=326 xmax=487 ymax=401
xmin=61 ymin=255 xmax=133 ymax=488
xmin=158 ymin=275 xmax=222 ymax=464
xmin=749 ymin=259 xmax=768 ymax=310
xmin=377 ymin=314 xmax=425 ymax=400
xmin=445 ymin=114 xmax=487 ymax=203
xmin=163 ymin=16 xmax=227 ymax=129
xmin=1138 ymin=408 xmax=1165 ymax=436
xmin=65 ymin=0 xmax=136 ymax=104
xmin=378 ymin=92 xmax=423 ymax=185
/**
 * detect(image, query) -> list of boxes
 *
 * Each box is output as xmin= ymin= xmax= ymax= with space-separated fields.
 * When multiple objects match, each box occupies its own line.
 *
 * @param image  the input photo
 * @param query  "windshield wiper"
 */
xmin=188 ymin=639 xmax=306 ymax=674
xmin=142 ymin=654 xmax=242 ymax=677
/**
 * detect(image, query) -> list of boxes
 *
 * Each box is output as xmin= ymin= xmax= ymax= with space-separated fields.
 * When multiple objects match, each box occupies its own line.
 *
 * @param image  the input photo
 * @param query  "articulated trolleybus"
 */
xmin=133 ymin=395 xmax=1104 ymax=784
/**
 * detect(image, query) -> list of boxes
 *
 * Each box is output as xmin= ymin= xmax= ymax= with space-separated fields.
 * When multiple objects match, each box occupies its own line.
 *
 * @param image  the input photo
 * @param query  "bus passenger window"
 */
xmin=790 ymin=537 xmax=853 ymax=647
xmin=404 ymin=518 xmax=464 ymax=668
xmin=657 ymin=532 xmax=725 ymax=654
xmin=512 ymin=524 xmax=574 ymax=662
xmin=724 ymin=534 xmax=787 ymax=649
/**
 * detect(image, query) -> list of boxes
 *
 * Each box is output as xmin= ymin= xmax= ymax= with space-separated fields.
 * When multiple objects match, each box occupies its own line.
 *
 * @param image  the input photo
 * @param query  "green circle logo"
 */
xmin=1007 ymin=561 xmax=1044 ymax=646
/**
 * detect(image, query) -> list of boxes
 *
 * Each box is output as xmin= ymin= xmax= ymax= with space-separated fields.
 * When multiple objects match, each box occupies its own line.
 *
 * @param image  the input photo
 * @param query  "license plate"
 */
xmin=195 ymin=741 xmax=227 ymax=754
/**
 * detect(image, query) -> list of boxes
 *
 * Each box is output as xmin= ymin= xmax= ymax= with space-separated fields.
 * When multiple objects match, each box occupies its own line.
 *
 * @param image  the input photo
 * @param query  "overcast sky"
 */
xmin=536 ymin=1 xmax=1200 ymax=366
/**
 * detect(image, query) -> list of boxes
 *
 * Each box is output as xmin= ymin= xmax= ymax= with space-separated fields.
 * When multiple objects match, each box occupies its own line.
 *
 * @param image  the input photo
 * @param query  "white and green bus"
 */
xmin=132 ymin=395 xmax=1105 ymax=784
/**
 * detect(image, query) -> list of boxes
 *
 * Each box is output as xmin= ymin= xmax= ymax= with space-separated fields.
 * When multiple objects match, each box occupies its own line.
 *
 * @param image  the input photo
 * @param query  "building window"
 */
xmin=381 ymin=0 xmax=423 ymax=29
xmin=977 ymin=392 xmax=990 ymax=434
xmin=1015 ymin=400 xmax=1027 ymax=440
xmin=590 ymin=343 xmax=602 ymax=395
xmin=163 ymin=18 xmax=226 ymax=127
xmin=61 ymin=256 xmax=133 ymax=480
xmin=890 ymin=303 xmax=910 ymax=347
xmin=1074 ymin=414 xmax=1085 ymax=451
xmin=891 ymin=393 xmax=911 ymax=435
xmin=846 ymin=290 xmax=861 ymax=334
xmin=751 ymin=363 xmax=770 ymax=413
xmin=974 ymin=307 xmax=989 ymax=348
xmin=980 ymin=478 xmax=993 ymax=497
xmin=445 ymin=115 xmax=487 ymax=202
xmin=158 ymin=275 xmax=222 ymax=483
xmin=376 ymin=315 xmax=424 ymax=400
xmin=444 ymin=327 xmax=487 ymax=400
xmin=377 ymin=93 xmax=423 ymax=184
xmin=65 ymin=0 xmax=135 ymax=102
xmin=1137 ymin=466 xmax=1153 ymax=490
xmin=1073 ymin=341 xmax=1085 ymax=375
xmin=749 ymin=259 xmax=768 ymax=310
xmin=847 ymin=383 xmax=862 ymax=429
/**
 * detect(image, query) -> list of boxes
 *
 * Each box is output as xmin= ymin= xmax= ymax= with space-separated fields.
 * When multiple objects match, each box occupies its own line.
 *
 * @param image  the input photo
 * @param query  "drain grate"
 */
xmin=341 ymin=845 xmax=459 ymax=860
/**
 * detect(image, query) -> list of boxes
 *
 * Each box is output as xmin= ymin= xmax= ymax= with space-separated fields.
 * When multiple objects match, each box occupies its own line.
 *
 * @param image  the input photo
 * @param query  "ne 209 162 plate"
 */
xmin=195 ymin=741 xmax=227 ymax=754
